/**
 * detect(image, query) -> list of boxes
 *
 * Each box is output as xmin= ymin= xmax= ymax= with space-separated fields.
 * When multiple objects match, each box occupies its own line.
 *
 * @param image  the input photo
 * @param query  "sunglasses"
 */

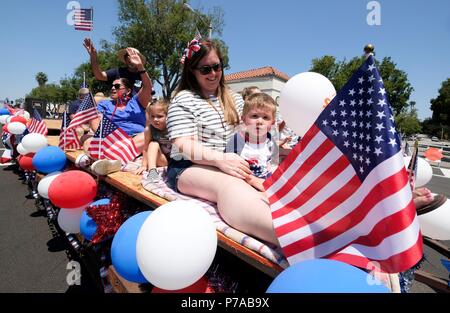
xmin=112 ymin=83 xmax=123 ymax=90
xmin=195 ymin=63 xmax=222 ymax=75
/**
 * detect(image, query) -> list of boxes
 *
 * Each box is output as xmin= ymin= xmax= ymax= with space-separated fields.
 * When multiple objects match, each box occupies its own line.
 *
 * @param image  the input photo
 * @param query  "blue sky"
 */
xmin=1 ymin=0 xmax=449 ymax=120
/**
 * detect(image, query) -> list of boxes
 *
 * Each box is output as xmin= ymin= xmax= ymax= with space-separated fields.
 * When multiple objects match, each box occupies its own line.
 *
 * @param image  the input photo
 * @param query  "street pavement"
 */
xmin=0 ymin=153 xmax=98 ymax=293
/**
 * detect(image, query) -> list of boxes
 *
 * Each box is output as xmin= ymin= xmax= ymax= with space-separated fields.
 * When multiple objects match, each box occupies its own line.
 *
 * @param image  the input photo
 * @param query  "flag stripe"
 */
xmin=266 ymin=128 xmax=327 ymax=199
xmin=330 ymin=218 xmax=422 ymax=272
xmin=265 ymin=124 xmax=320 ymax=186
xmin=283 ymin=175 xmax=412 ymax=259
xmin=269 ymin=136 xmax=336 ymax=204
xmin=274 ymin=165 xmax=358 ymax=236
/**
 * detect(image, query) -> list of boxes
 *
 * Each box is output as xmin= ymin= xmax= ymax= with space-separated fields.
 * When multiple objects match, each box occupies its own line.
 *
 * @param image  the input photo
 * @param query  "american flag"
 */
xmin=59 ymin=111 xmax=81 ymax=150
xmin=406 ymin=140 xmax=419 ymax=190
xmin=67 ymin=92 xmax=98 ymax=130
xmin=88 ymin=115 xmax=139 ymax=165
xmin=74 ymin=8 xmax=93 ymax=31
xmin=263 ymin=55 xmax=422 ymax=273
xmin=28 ymin=109 xmax=48 ymax=135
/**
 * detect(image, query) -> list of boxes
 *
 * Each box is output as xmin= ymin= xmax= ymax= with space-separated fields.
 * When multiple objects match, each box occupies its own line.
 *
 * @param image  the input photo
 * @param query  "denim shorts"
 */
xmin=166 ymin=159 xmax=193 ymax=192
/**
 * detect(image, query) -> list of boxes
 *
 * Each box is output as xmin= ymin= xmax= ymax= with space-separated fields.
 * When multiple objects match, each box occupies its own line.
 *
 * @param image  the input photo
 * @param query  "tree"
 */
xmin=310 ymin=55 xmax=413 ymax=115
xmin=430 ymin=78 xmax=450 ymax=133
xmin=113 ymin=0 xmax=227 ymax=99
xmin=35 ymin=72 xmax=48 ymax=87
xmin=395 ymin=102 xmax=422 ymax=136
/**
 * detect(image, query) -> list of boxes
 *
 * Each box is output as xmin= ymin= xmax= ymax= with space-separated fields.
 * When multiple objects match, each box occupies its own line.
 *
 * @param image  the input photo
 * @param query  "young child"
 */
xmin=226 ymin=92 xmax=278 ymax=191
xmin=136 ymin=99 xmax=172 ymax=183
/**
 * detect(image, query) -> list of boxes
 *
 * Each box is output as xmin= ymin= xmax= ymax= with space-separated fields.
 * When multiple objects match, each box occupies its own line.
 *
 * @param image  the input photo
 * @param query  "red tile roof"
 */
xmin=225 ymin=66 xmax=290 ymax=82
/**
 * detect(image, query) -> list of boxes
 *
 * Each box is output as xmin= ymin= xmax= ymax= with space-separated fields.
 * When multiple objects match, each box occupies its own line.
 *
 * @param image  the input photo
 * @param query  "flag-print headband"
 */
xmin=180 ymin=35 xmax=202 ymax=64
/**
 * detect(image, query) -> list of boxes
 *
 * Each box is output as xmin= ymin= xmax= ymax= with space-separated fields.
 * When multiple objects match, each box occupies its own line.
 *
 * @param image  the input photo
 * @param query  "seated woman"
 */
xmin=166 ymin=38 xmax=279 ymax=245
xmin=78 ymin=48 xmax=152 ymax=175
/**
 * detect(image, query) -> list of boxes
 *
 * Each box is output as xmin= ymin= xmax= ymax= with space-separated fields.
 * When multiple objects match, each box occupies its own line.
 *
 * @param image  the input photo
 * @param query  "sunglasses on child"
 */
xmin=195 ymin=63 xmax=222 ymax=75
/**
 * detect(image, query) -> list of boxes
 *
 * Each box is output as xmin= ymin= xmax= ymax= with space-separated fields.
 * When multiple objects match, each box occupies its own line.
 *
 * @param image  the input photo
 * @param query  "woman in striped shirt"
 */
xmin=166 ymin=38 xmax=279 ymax=246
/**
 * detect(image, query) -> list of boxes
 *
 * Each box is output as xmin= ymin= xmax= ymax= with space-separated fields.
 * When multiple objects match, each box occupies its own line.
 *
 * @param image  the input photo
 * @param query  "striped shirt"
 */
xmin=167 ymin=90 xmax=244 ymax=158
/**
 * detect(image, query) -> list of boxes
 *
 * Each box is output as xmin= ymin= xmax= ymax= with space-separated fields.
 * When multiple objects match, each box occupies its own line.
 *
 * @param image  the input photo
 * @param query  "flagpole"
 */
xmin=63 ymin=111 xmax=67 ymax=152
xmin=408 ymin=140 xmax=419 ymax=190
xmin=98 ymin=116 xmax=103 ymax=160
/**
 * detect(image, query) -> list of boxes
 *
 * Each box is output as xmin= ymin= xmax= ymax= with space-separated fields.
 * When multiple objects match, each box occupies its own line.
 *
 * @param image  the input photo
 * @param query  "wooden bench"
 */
xmin=46 ymin=136 xmax=284 ymax=292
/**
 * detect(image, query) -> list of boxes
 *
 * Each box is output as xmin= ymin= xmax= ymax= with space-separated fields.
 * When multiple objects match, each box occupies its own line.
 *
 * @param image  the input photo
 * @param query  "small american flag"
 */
xmin=28 ymin=109 xmax=48 ymax=135
xmin=88 ymin=115 xmax=139 ymax=165
xmin=406 ymin=140 xmax=419 ymax=190
xmin=67 ymin=92 xmax=98 ymax=130
xmin=263 ymin=55 xmax=422 ymax=273
xmin=74 ymin=8 xmax=93 ymax=31
xmin=59 ymin=111 xmax=81 ymax=150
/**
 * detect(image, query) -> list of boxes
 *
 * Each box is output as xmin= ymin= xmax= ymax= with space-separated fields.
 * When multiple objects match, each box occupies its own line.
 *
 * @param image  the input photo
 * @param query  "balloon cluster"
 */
xmin=108 ymin=200 xmax=218 ymax=292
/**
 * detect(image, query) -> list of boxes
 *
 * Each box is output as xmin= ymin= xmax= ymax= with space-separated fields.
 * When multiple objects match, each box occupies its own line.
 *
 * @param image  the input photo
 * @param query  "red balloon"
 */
xmin=48 ymin=170 xmax=97 ymax=209
xmin=10 ymin=116 xmax=27 ymax=125
xmin=18 ymin=153 xmax=35 ymax=171
xmin=151 ymin=277 xmax=214 ymax=293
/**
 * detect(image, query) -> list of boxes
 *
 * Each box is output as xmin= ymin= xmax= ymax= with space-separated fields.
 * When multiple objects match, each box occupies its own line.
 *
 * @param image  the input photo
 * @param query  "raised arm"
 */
xmin=126 ymin=48 xmax=152 ymax=109
xmin=83 ymin=38 xmax=108 ymax=81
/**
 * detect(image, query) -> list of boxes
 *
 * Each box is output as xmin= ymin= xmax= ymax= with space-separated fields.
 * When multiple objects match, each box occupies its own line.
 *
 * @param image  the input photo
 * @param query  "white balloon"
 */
xmin=0 ymin=115 xmax=8 ymax=124
xmin=6 ymin=116 xmax=13 ymax=124
xmin=37 ymin=171 xmax=62 ymax=199
xmin=418 ymin=196 xmax=450 ymax=240
xmin=136 ymin=201 xmax=217 ymax=290
xmin=7 ymin=121 xmax=27 ymax=135
xmin=16 ymin=143 xmax=29 ymax=156
xmin=279 ymin=72 xmax=336 ymax=137
xmin=21 ymin=133 xmax=48 ymax=153
xmin=57 ymin=207 xmax=86 ymax=234
xmin=22 ymin=111 xmax=31 ymax=119
xmin=403 ymin=156 xmax=433 ymax=187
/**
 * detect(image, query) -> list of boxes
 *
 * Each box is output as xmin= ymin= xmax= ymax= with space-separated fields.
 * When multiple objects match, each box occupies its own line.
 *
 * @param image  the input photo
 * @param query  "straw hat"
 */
xmin=118 ymin=48 xmax=146 ymax=65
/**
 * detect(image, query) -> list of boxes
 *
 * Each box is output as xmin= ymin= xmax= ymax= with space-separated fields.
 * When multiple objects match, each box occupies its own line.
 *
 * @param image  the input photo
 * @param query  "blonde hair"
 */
xmin=146 ymin=99 xmax=169 ymax=115
xmin=241 ymin=86 xmax=261 ymax=101
xmin=242 ymin=93 xmax=277 ymax=119
xmin=176 ymin=39 xmax=240 ymax=126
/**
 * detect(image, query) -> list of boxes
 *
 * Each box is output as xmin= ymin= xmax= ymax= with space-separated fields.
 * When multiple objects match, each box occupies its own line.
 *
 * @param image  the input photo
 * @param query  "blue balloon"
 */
xmin=0 ymin=108 xmax=10 ymax=115
xmin=111 ymin=211 xmax=152 ymax=283
xmin=267 ymin=259 xmax=390 ymax=293
xmin=79 ymin=199 xmax=109 ymax=241
xmin=32 ymin=146 xmax=67 ymax=173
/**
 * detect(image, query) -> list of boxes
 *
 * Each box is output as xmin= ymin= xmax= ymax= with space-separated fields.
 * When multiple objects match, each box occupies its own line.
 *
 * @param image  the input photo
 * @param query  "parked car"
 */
xmin=431 ymin=136 xmax=439 ymax=142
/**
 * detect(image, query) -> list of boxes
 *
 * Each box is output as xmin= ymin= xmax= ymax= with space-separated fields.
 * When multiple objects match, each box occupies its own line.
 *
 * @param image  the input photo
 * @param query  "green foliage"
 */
xmin=35 ymin=72 xmax=48 ymax=87
xmin=430 ymin=78 xmax=450 ymax=126
xmin=114 ymin=0 xmax=227 ymax=99
xmin=395 ymin=103 xmax=422 ymax=135
xmin=310 ymin=55 xmax=413 ymax=115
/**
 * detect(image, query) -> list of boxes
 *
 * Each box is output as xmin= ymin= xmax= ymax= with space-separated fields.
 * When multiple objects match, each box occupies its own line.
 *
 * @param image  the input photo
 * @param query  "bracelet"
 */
xmin=137 ymin=70 xmax=146 ymax=74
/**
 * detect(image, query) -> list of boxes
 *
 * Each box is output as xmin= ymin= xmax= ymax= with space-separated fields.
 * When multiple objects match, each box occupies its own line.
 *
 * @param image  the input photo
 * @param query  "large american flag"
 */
xmin=74 ymin=8 xmax=93 ymax=31
xmin=88 ymin=115 xmax=139 ymax=165
xmin=67 ymin=92 xmax=98 ymax=130
xmin=263 ymin=55 xmax=422 ymax=273
xmin=28 ymin=109 xmax=48 ymax=135
xmin=59 ymin=111 xmax=81 ymax=150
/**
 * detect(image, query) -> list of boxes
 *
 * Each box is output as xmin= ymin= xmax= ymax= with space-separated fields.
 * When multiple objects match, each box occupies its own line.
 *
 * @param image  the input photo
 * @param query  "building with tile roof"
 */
xmin=225 ymin=66 xmax=290 ymax=104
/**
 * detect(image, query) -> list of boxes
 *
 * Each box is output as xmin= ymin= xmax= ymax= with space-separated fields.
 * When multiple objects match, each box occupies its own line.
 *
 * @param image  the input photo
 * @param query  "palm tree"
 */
xmin=35 ymin=72 xmax=48 ymax=87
